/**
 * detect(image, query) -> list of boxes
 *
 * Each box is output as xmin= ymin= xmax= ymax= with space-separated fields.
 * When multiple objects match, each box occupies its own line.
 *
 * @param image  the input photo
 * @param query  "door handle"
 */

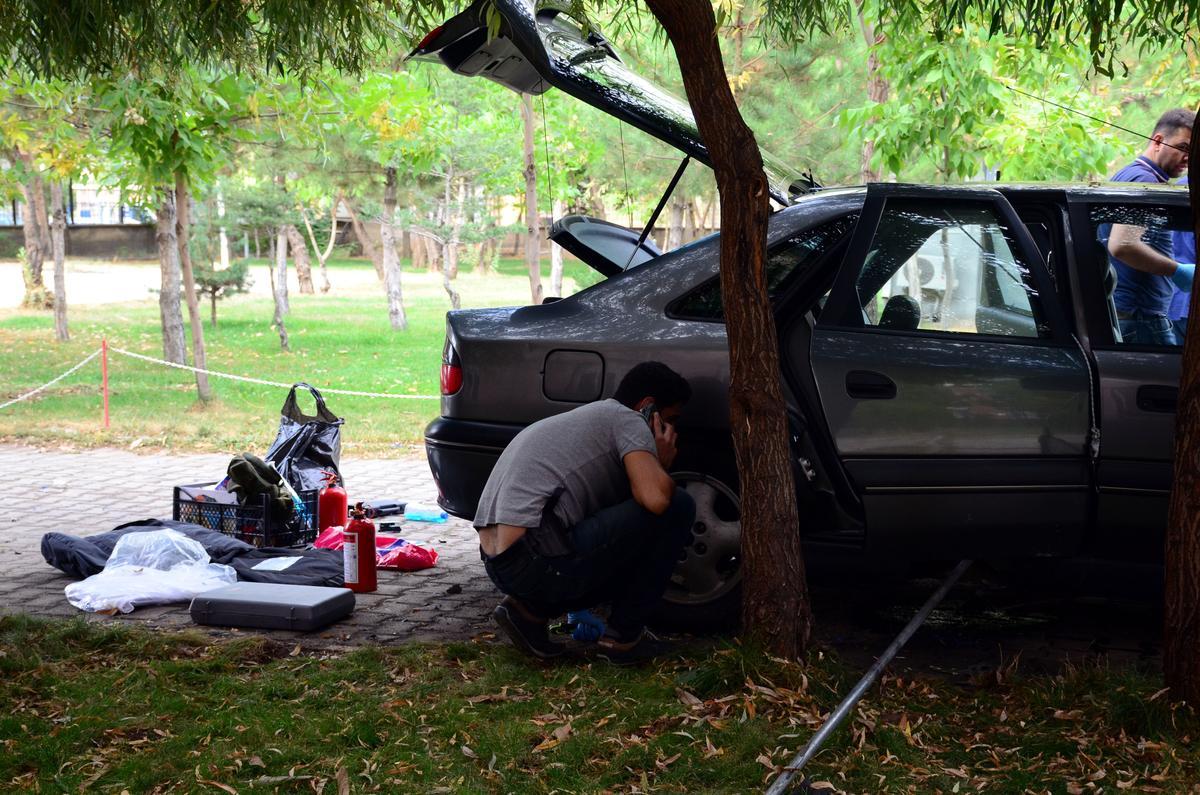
xmin=846 ymin=370 xmax=896 ymax=400
xmin=1137 ymin=385 xmax=1177 ymax=413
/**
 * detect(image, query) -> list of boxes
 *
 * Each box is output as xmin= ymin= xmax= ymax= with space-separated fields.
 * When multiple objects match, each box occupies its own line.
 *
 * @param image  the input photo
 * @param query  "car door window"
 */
xmin=669 ymin=215 xmax=857 ymax=321
xmin=1086 ymin=203 xmax=1193 ymax=348
xmin=847 ymin=199 xmax=1049 ymax=338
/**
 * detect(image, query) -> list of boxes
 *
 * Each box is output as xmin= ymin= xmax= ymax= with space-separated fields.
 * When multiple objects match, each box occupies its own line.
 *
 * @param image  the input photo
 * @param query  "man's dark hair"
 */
xmin=1153 ymin=108 xmax=1196 ymax=137
xmin=614 ymin=361 xmax=691 ymax=409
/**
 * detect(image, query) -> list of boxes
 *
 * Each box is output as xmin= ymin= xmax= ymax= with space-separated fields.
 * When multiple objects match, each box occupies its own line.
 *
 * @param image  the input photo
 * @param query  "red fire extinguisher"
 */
xmin=318 ymin=471 xmax=348 ymax=532
xmin=343 ymin=504 xmax=377 ymax=593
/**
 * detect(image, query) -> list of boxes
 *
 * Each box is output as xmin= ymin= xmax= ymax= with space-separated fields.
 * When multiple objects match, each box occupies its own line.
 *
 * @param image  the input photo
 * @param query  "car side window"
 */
xmin=669 ymin=215 xmax=857 ymax=321
xmin=847 ymin=199 xmax=1049 ymax=338
xmin=1087 ymin=203 xmax=1193 ymax=348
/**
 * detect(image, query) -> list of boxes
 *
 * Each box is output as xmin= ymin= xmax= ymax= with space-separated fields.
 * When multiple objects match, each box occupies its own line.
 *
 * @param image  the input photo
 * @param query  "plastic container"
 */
xmin=404 ymin=502 xmax=448 ymax=523
xmin=173 ymin=482 xmax=318 ymax=548
xmin=190 ymin=582 xmax=355 ymax=631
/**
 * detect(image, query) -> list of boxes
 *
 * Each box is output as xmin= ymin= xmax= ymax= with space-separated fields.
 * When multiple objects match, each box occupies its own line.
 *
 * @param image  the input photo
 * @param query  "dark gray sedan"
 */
xmin=414 ymin=0 xmax=1193 ymax=627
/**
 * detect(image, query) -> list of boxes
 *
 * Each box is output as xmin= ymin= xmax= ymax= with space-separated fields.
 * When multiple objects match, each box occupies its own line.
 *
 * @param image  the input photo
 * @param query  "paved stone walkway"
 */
xmin=0 ymin=444 xmax=498 ymax=650
xmin=0 ymin=444 xmax=1165 ymax=675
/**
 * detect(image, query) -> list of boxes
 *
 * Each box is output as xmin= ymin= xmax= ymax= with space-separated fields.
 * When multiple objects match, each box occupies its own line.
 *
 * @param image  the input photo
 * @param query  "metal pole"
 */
xmin=101 ymin=338 xmax=109 ymax=429
xmin=765 ymin=559 xmax=973 ymax=795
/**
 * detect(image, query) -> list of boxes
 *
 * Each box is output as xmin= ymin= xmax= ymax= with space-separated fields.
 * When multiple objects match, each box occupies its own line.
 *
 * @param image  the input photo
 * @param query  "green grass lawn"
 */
xmin=0 ymin=256 xmax=604 ymax=455
xmin=2 ymin=615 xmax=1196 ymax=793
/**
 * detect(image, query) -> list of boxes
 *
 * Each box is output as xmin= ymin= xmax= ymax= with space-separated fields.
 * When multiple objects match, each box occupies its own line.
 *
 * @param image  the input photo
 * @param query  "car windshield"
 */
xmin=535 ymin=10 xmax=804 ymax=205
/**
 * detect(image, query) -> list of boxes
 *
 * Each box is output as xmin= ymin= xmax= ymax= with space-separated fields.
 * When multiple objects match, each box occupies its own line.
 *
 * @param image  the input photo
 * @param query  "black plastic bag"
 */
xmin=263 ymin=383 xmax=344 ymax=492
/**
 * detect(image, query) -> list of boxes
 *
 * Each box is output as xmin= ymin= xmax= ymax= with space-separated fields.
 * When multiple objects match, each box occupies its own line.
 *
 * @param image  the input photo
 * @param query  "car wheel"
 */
xmin=651 ymin=471 xmax=742 ymax=632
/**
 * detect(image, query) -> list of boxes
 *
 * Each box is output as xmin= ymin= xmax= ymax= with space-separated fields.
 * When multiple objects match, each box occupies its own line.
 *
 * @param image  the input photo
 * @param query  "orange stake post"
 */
xmin=101 ymin=338 xmax=110 ymax=428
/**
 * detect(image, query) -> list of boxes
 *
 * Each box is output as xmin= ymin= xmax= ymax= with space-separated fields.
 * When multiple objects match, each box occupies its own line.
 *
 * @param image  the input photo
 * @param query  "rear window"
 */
xmin=668 ymin=215 xmax=857 ymax=321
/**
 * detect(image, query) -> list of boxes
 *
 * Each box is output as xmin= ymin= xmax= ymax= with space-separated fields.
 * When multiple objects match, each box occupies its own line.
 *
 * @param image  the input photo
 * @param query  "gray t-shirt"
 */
xmin=473 ymin=399 xmax=656 ymax=533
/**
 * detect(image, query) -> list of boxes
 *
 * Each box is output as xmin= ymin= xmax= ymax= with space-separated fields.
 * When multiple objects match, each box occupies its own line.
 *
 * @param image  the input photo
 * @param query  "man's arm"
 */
xmin=624 ymin=451 xmax=674 ymax=514
xmin=623 ymin=414 xmax=678 ymax=515
xmin=1109 ymin=223 xmax=1179 ymax=275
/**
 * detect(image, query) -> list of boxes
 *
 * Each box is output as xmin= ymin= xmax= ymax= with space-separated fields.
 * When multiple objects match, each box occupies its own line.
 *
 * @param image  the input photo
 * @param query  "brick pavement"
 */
xmin=0 ymin=444 xmax=1167 ymax=674
xmin=0 ymin=444 xmax=499 ymax=649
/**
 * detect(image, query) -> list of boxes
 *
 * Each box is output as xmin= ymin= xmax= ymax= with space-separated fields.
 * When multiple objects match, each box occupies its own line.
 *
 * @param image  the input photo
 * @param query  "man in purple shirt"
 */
xmin=1169 ymin=176 xmax=1195 ymax=343
xmin=1106 ymin=108 xmax=1195 ymax=345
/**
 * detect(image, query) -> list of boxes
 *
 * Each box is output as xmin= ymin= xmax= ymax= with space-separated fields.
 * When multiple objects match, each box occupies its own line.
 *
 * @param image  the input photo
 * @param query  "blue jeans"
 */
xmin=1173 ymin=316 xmax=1189 ymax=345
xmin=1118 ymin=312 xmax=1176 ymax=346
xmin=482 ymin=491 xmax=695 ymax=638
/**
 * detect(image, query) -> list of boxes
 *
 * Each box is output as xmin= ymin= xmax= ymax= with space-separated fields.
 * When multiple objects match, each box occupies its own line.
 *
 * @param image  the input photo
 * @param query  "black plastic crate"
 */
xmin=173 ymin=483 xmax=318 ymax=548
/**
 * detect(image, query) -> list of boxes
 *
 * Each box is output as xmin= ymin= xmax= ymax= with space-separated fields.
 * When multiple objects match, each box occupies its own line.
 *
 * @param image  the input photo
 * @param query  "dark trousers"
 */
xmin=482 ymin=491 xmax=695 ymax=639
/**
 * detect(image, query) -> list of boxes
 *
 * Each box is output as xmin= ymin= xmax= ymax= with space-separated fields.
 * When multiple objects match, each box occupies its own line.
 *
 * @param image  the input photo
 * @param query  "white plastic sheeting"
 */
xmin=65 ymin=529 xmax=237 ymax=614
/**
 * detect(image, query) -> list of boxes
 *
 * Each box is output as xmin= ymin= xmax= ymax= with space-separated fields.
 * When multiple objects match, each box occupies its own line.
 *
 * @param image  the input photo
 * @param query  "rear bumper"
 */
xmin=423 ymin=417 xmax=524 ymax=520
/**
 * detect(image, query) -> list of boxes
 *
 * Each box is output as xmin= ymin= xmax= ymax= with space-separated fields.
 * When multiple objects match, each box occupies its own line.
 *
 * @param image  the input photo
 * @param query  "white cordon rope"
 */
xmin=0 ymin=348 xmax=101 ymax=410
xmin=107 ymin=346 xmax=440 ymax=400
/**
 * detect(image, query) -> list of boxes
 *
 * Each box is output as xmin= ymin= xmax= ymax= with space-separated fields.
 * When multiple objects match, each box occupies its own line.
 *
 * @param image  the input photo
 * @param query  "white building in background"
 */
xmin=0 ymin=181 xmax=152 ymax=227
xmin=68 ymin=183 xmax=152 ymax=225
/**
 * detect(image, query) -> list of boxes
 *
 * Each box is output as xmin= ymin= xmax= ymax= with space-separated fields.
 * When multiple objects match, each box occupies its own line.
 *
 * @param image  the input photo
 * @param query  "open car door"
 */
xmin=1064 ymin=190 xmax=1191 ymax=560
xmin=807 ymin=183 xmax=1093 ymax=559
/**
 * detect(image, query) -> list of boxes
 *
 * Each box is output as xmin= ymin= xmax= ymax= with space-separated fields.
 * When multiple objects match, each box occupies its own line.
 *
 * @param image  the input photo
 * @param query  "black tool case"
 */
xmin=190 ymin=583 xmax=355 ymax=631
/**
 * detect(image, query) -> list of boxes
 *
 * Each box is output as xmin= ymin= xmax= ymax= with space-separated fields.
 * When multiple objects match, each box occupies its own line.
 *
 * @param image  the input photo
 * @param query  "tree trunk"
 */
xmin=520 ymin=93 xmax=544 ymax=305
xmin=300 ymin=203 xmax=336 ymax=293
xmin=381 ymin=166 xmax=409 ymax=331
xmin=217 ymin=193 xmax=231 ymax=271
xmin=449 ymin=175 xmax=464 ymax=281
xmin=285 ymin=224 xmax=315 ymax=294
xmin=16 ymin=154 xmax=52 ymax=309
xmin=646 ymin=0 xmax=812 ymax=659
xmin=443 ymin=170 xmax=461 ymax=281
xmin=424 ymin=232 xmax=442 ymax=274
xmin=253 ymin=228 xmax=261 ymax=259
xmin=347 ymin=199 xmax=384 ymax=280
xmin=440 ymin=179 xmax=463 ymax=310
xmin=274 ymin=225 xmax=290 ymax=315
xmin=411 ymin=217 xmax=428 ymax=270
xmin=856 ymin=0 xmax=888 ymax=183
xmin=1164 ymin=121 xmax=1200 ymax=703
xmin=49 ymin=181 xmax=68 ymax=342
xmin=269 ymin=232 xmax=290 ymax=352
xmin=174 ymin=172 xmax=212 ymax=402
xmin=475 ymin=239 xmax=493 ymax=274
xmin=155 ymin=191 xmax=187 ymax=365
xmin=667 ymin=198 xmax=686 ymax=251
xmin=550 ymin=198 xmax=564 ymax=297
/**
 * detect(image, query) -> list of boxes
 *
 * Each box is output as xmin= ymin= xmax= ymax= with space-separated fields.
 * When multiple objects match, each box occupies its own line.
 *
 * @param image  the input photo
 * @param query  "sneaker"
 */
xmin=595 ymin=629 xmax=676 ymax=666
xmin=492 ymin=596 xmax=566 ymax=660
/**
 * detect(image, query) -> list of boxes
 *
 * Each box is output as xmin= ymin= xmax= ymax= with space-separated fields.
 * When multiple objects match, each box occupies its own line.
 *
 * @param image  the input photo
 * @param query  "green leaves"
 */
xmin=838 ymin=8 xmax=1140 ymax=182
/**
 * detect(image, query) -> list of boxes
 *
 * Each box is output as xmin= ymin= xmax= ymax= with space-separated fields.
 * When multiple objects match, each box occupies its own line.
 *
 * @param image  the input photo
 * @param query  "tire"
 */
xmin=649 ymin=471 xmax=742 ymax=632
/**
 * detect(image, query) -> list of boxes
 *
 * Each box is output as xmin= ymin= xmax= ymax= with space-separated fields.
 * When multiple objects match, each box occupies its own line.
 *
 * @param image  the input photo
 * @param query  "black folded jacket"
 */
xmin=41 ymin=518 xmax=344 ymax=587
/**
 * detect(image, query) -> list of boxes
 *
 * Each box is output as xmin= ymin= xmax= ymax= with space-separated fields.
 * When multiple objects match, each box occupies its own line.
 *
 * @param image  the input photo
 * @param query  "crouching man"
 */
xmin=474 ymin=361 xmax=696 ymax=664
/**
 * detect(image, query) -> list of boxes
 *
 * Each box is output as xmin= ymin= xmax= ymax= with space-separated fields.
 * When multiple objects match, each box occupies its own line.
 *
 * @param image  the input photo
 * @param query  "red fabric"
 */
xmin=313 ymin=526 xmax=438 ymax=571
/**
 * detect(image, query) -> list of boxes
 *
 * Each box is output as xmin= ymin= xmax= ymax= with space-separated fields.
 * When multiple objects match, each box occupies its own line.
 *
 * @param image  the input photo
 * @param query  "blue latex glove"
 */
xmin=1172 ymin=263 xmax=1195 ymax=292
xmin=567 ymin=609 xmax=606 ymax=642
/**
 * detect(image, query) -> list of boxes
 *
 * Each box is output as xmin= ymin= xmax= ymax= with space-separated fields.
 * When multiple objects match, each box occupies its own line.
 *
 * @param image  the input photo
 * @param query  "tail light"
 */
xmin=414 ymin=25 xmax=444 ymax=53
xmin=441 ymin=339 xmax=463 ymax=395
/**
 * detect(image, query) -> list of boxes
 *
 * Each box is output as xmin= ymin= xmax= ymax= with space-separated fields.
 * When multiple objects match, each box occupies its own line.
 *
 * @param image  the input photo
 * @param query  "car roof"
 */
xmin=806 ymin=182 xmax=1188 ymax=201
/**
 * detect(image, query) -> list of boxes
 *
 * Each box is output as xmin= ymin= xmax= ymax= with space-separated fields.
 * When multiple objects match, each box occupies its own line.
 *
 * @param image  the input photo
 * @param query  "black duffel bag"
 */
xmin=263 ymin=383 xmax=344 ymax=492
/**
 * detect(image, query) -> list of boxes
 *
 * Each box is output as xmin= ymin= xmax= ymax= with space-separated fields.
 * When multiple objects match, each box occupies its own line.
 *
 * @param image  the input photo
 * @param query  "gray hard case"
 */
xmin=190 ymin=582 xmax=355 ymax=631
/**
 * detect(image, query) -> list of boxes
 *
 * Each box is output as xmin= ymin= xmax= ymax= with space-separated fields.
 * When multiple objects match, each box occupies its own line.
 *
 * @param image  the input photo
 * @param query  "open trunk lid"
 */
xmin=409 ymin=0 xmax=804 ymax=208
